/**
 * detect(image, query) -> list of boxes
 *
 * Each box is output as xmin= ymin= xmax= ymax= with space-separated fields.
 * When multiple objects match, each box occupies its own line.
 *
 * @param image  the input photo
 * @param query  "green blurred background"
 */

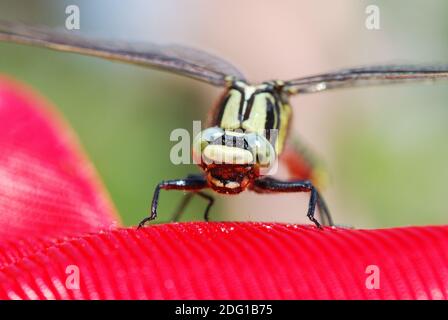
xmin=0 ymin=0 xmax=447 ymax=228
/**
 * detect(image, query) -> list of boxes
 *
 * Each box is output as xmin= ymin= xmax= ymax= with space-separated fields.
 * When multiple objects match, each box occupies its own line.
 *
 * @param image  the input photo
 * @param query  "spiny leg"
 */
xmin=171 ymin=193 xmax=194 ymax=222
xmin=171 ymin=191 xmax=215 ymax=222
xmin=138 ymin=175 xmax=208 ymax=228
xmin=281 ymin=138 xmax=334 ymax=226
xmin=197 ymin=192 xmax=215 ymax=221
xmin=171 ymin=174 xmax=214 ymax=222
xmin=317 ymin=196 xmax=333 ymax=226
xmin=253 ymin=177 xmax=331 ymax=228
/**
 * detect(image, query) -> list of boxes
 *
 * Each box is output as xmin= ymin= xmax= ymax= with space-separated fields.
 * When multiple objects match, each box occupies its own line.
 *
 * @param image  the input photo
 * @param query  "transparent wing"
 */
xmin=284 ymin=65 xmax=448 ymax=94
xmin=0 ymin=20 xmax=245 ymax=86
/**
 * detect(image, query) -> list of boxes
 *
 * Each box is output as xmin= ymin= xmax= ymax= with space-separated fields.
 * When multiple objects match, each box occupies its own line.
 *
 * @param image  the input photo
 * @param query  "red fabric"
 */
xmin=0 ymin=76 xmax=447 ymax=300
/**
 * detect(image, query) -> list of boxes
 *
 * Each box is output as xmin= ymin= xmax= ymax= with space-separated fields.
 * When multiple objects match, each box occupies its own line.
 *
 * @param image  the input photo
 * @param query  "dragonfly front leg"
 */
xmin=252 ymin=177 xmax=333 ymax=228
xmin=171 ymin=191 xmax=215 ymax=222
xmin=138 ymin=175 xmax=209 ymax=228
xmin=281 ymin=139 xmax=333 ymax=226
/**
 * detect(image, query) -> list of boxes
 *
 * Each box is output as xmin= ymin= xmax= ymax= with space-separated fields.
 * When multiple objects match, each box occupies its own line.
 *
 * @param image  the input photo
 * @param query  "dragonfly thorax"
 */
xmin=211 ymin=80 xmax=292 ymax=156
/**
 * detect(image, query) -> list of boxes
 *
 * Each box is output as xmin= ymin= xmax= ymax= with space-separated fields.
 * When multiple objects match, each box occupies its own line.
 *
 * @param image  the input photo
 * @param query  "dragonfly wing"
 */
xmin=284 ymin=65 xmax=448 ymax=94
xmin=0 ymin=20 xmax=246 ymax=86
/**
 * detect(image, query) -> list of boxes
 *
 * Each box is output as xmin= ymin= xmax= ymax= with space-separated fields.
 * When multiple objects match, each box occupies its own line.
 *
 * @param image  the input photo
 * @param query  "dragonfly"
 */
xmin=1 ymin=21 xmax=448 ymax=228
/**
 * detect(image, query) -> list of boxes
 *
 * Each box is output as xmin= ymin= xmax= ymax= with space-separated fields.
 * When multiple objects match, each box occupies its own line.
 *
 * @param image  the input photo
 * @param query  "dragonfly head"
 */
xmin=193 ymin=126 xmax=276 ymax=194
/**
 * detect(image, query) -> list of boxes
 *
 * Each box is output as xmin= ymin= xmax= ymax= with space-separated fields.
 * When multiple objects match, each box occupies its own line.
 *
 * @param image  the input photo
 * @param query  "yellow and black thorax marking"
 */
xmin=211 ymin=81 xmax=292 ymax=154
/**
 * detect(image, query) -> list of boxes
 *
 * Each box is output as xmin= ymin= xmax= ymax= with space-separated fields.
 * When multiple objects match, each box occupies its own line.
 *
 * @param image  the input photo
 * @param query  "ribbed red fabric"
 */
xmin=0 ymin=223 xmax=447 ymax=300
xmin=0 ymin=76 xmax=447 ymax=300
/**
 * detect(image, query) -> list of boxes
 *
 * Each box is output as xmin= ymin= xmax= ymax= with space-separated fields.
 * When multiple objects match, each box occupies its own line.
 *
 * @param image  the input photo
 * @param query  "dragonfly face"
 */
xmin=191 ymin=80 xmax=290 ymax=194
xmin=193 ymin=124 xmax=276 ymax=194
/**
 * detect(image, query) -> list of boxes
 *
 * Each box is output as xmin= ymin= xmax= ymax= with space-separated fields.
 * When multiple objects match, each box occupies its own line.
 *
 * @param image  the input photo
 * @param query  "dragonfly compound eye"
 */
xmin=244 ymin=133 xmax=277 ymax=170
xmin=192 ymin=126 xmax=225 ymax=164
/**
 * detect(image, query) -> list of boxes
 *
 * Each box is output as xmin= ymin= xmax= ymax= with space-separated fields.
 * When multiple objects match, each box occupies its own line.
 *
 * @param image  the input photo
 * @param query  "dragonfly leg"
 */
xmin=252 ymin=177 xmax=333 ymax=228
xmin=196 ymin=192 xmax=215 ymax=221
xmin=171 ymin=193 xmax=194 ymax=222
xmin=281 ymin=139 xmax=333 ymax=226
xmin=171 ymin=191 xmax=215 ymax=222
xmin=138 ymin=174 xmax=208 ymax=228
